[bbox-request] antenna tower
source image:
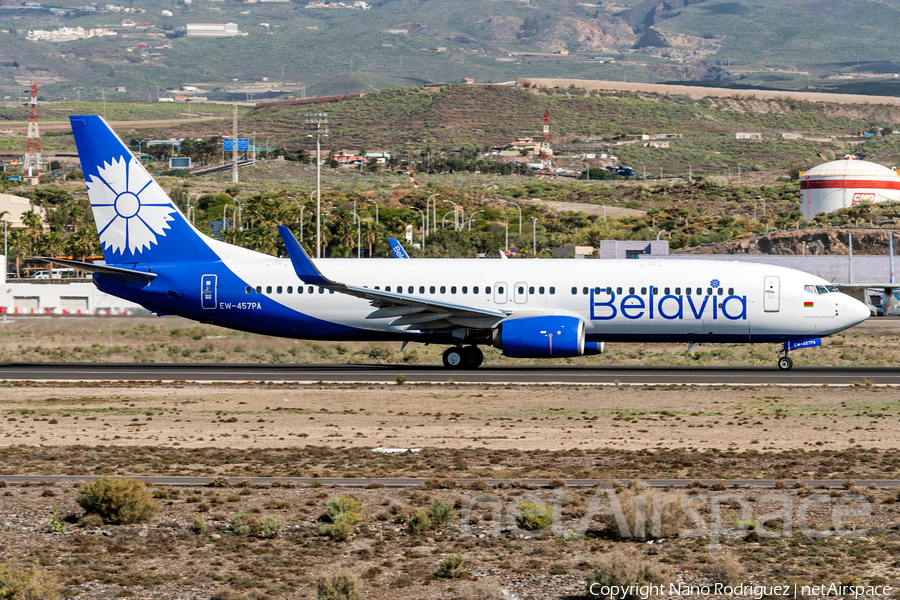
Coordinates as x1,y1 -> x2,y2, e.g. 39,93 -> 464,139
538,109 -> 552,179
407,164 -> 420,188
23,83 -> 42,178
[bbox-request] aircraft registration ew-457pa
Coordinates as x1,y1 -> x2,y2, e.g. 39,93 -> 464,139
43,116 -> 871,370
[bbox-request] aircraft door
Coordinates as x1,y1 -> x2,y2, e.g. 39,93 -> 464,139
514,282 -> 528,304
201,274 -> 217,310
494,282 -> 508,304
763,276 -> 780,312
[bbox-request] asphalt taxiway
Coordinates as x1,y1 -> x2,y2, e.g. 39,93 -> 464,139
0,362 -> 898,385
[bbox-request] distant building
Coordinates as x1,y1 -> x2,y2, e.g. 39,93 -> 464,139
0,193 -> 45,228
735,132 -> 762,140
461,78 -> 474,84
182,22 -> 246,37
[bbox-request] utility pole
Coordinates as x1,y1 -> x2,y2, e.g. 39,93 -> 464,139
23,82 -> 41,178
232,104 -> 239,183
306,112 -> 329,258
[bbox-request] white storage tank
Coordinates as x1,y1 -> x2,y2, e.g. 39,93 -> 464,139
801,158 -> 900,220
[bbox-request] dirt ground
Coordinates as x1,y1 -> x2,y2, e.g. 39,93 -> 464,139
1,383 -> 899,454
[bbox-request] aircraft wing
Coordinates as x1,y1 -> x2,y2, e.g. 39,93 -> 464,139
32,257 -> 157,282
278,226 -> 506,332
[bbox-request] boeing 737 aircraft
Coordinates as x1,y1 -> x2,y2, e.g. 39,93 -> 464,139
44,116 -> 871,370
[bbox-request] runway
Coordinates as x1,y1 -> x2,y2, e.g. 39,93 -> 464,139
0,362 -> 898,384
1,475 -> 898,489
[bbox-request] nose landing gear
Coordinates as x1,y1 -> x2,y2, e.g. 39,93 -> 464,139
777,342 -> 793,370
442,346 -> 484,369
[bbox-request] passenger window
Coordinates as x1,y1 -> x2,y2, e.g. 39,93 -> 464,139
583,287 -> 588,295
440,286 -> 446,294
606,287 -> 612,295
529,286 -> 534,294
539,287 -> 544,294
629,287 -> 635,294
594,287 -> 601,294
408,286 -> 414,294
486,286 -> 491,294
616,287 -> 622,295
664,287 -> 670,295
652,287 -> 658,295
451,286 -> 457,294
572,287 -> 577,295
430,286 -> 436,294
308,286 -> 313,294
641,287 -> 646,295
549,287 -> 555,294
686,288 -> 692,295
276,286 -> 282,294
474,286 -> 479,294
287,286 -> 292,294
385,286 -> 391,292
329,289 -> 334,294
297,286 -> 302,294
374,286 -> 380,290
498,286 -> 504,294
256,286 -> 262,294
707,288 -> 713,295
816,285 -> 828,295
519,286 -> 525,294
728,288 -> 734,295
319,287 -> 324,294
245,286 -> 252,294
419,286 -> 425,294
717,288 -> 723,296
462,286 -> 468,294
675,287 -> 681,295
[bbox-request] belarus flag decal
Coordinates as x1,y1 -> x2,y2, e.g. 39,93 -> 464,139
804,301 -> 814,308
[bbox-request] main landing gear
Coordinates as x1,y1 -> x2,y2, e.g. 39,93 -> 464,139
442,346 -> 484,369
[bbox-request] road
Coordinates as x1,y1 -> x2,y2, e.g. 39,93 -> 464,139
0,475 -> 897,489
0,363 -> 898,385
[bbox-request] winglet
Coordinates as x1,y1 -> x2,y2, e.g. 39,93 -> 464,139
388,238 -> 410,258
278,225 -> 335,287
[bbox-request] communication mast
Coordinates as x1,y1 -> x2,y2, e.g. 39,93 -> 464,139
538,109 -> 553,179
23,83 -> 42,178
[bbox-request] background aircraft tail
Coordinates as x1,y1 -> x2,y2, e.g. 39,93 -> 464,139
388,237 -> 410,258
70,115 -> 210,265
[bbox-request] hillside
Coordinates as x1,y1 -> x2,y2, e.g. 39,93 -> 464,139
2,0 -> 900,100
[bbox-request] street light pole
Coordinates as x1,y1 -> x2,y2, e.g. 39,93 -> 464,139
656,229 -> 666,241
508,201 -> 522,234
364,198 -> 379,224
351,210 -> 361,258
530,217 -> 538,255
306,112 -> 328,258
442,199 -> 459,230
427,193 -> 438,235
407,206 -> 425,252
467,210 -> 484,231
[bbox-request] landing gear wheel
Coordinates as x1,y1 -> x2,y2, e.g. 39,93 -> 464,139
462,346 -> 484,369
777,356 -> 793,371
442,347 -> 464,369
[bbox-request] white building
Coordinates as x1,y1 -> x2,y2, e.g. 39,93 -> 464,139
801,158 -> 900,220
183,23 -> 246,37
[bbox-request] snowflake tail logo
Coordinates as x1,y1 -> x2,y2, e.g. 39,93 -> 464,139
85,156 -> 177,256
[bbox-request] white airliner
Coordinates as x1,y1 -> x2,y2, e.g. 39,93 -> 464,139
43,116 -> 871,370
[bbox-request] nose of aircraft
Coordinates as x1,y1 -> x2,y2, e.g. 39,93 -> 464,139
844,294 -> 871,328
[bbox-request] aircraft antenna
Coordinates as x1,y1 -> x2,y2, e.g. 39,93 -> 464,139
23,82 -> 42,179
538,109 -> 553,179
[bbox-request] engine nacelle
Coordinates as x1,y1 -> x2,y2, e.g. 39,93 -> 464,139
493,315 -> 601,358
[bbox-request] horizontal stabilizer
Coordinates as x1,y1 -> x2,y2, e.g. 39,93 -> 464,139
32,257 -> 157,282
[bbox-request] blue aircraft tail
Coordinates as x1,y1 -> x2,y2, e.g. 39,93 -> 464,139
388,237 -> 410,258
70,115 -> 210,265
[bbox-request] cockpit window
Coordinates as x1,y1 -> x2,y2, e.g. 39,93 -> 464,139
826,285 -> 839,293
804,285 -> 817,294
816,285 -> 829,295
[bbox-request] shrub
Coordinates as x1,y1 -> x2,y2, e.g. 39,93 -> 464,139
78,514 -> 104,529
76,477 -> 158,525
317,571 -> 362,600
189,517 -> 206,534
516,502 -> 553,533
0,561 -> 58,599
429,500 -> 456,526
705,553 -> 745,586
595,489 -> 694,541
436,554 -> 469,579
586,547 -> 672,598
395,374 -> 407,385
259,515 -> 285,538
407,509 -> 432,534
318,495 -> 363,541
